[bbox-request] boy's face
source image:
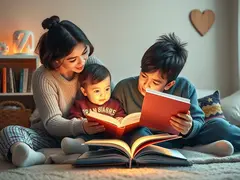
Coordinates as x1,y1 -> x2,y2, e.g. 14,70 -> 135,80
138,71 -> 175,96
81,76 -> 111,105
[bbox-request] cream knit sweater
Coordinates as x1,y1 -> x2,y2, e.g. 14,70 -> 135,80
30,56 -> 102,137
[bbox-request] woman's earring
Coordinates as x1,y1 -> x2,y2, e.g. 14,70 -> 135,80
53,60 -> 61,68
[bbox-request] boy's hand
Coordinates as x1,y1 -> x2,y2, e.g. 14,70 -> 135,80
83,121 -> 105,135
170,111 -> 192,135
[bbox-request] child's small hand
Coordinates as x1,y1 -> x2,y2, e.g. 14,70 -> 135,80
115,117 -> 123,122
170,111 -> 192,135
83,121 -> 105,135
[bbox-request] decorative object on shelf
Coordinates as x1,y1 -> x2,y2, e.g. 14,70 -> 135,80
0,42 -> 9,55
189,9 -> 215,36
12,30 -> 35,54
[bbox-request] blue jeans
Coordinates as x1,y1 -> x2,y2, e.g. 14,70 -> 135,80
123,118 -> 240,152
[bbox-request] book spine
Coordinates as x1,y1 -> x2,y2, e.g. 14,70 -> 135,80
6,68 -> 10,92
12,70 -> 17,92
129,159 -> 132,169
116,128 -> 125,138
27,69 -> 33,93
22,68 -> 29,93
19,69 -> 24,93
2,67 -> 7,93
9,68 -> 14,93
0,68 -> 2,93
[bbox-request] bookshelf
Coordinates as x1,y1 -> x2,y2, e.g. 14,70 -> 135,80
0,55 -> 38,111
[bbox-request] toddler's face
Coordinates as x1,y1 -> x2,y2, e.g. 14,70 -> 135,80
82,76 -> 111,105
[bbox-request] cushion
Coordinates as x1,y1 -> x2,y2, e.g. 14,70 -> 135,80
221,90 -> 240,126
196,89 -> 216,99
198,90 -> 225,121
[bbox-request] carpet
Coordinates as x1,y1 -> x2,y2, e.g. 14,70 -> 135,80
1,149 -> 240,180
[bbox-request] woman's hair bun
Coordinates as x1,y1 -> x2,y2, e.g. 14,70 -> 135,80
42,15 -> 60,30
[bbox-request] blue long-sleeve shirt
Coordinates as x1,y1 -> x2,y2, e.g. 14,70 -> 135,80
112,76 -> 205,139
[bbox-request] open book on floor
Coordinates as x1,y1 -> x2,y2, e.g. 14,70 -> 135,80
72,134 -> 192,168
86,88 -> 190,137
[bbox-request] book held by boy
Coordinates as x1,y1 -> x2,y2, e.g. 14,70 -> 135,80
140,88 -> 191,135
86,88 -> 190,137
72,134 -> 192,168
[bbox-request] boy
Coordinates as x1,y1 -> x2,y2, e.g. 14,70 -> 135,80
61,63 -> 126,154
112,33 -> 238,156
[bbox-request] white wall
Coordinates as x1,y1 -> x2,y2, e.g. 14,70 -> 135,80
0,0 -> 237,97
232,0 -> 239,93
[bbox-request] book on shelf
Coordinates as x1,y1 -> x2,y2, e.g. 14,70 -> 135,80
22,68 -> 29,93
19,69 -> 24,93
0,67 -> 34,93
0,69 -> 2,92
12,70 -> 17,93
72,134 -> 192,168
8,68 -> 14,93
27,70 -> 33,93
2,67 -> 7,93
85,88 -> 190,137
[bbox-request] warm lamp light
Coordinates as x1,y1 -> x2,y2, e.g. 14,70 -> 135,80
12,30 -> 34,55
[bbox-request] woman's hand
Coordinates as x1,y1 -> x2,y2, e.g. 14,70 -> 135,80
83,121 -> 105,135
170,111 -> 192,135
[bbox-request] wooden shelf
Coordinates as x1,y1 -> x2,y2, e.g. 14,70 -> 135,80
0,93 -> 33,96
0,55 -> 38,70
0,54 -> 38,59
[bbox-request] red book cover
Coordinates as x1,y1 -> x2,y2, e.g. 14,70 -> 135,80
140,89 -> 190,135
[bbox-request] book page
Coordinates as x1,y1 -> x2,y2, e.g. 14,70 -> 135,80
146,88 -> 190,104
120,112 -> 141,127
133,136 -> 181,157
130,134 -> 180,157
85,139 -> 131,158
73,148 -> 129,167
86,111 -> 120,127
136,145 -> 187,160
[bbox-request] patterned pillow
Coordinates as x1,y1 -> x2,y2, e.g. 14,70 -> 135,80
198,90 -> 225,121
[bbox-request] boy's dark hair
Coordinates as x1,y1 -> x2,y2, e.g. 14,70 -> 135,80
141,33 -> 188,82
79,64 -> 111,88
35,15 -> 94,70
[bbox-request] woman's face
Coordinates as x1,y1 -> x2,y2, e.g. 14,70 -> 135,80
57,43 -> 90,76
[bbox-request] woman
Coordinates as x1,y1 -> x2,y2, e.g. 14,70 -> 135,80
0,15 -> 105,167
